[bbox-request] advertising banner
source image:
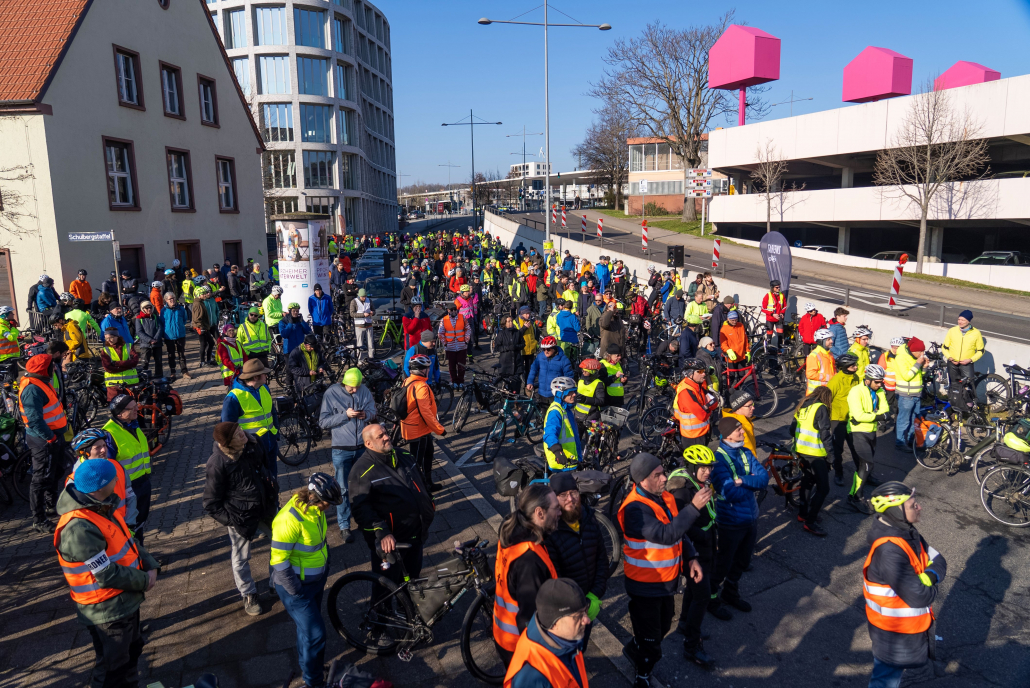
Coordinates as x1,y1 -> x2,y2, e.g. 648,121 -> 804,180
275,217 -> 331,320
759,231 -> 793,293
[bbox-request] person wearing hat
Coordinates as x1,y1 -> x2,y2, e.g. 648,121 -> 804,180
318,366 -> 376,544
192,284 -> 219,366
262,285 -> 285,331
543,473 -> 610,648
722,388 -> 757,454
942,310 -> 984,385
862,482 -> 946,687
662,288 -> 686,330
215,322 -> 246,387
54,456 -> 160,687
134,300 -> 164,379
709,416 -> 768,619
695,336 -> 722,391
350,287 -> 375,360
399,277 -> 419,309
20,353 -> 70,533
665,445 -> 719,668
288,335 -> 325,394
103,394 -> 154,541
403,329 -> 442,385
790,386 -> 834,537
203,421 -> 279,616
455,283 -> 480,350
160,292 -> 191,379
0,306 -> 19,367
555,299 -> 581,361
100,326 -> 140,402
119,269 -> 138,296
101,270 -> 120,296
67,428 -> 136,530
222,359 -> 279,478
618,452 -> 706,686
849,325 -> 874,376
761,280 -> 787,345
503,578 -> 591,687
269,473 -> 343,688
798,303 -> 827,356
893,338 -> 927,451
400,353 -> 447,490
674,358 -> 719,449
600,344 -> 627,408
236,306 -> 272,368
308,284 -> 334,338
402,296 -> 432,350
828,353 -> 861,486
719,310 -> 748,385
100,302 -> 134,345
846,365 -> 889,514
279,302 -> 312,355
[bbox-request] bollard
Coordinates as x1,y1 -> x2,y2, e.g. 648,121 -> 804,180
939,304 -> 945,327
844,287 -> 850,307
720,261 -> 726,278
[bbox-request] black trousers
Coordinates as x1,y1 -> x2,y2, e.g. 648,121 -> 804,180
624,594 -> 675,678
799,456 -> 830,524
164,338 -> 188,375
712,522 -> 758,602
409,434 -> 435,487
131,474 -> 152,540
947,361 -> 976,384
363,532 -> 423,603
312,324 -> 326,338
677,551 -> 714,646
85,608 -> 144,688
849,431 -> 876,495
199,328 -> 216,363
830,420 -> 855,477
138,346 -> 163,379
27,434 -> 61,523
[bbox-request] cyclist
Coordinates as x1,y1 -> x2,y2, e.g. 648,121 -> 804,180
527,337 -> 575,412
402,296 -> 432,350
0,306 -> 20,365
236,306 -> 272,368
103,394 -> 152,541
674,358 -> 718,449
70,268 -> 93,305
879,336 -> 903,413
791,386 -> 833,536
600,344 -> 627,409
760,280 -> 787,346
846,365 -> 889,514
543,377 -> 581,472
805,328 -> 836,394
719,311 -> 748,386
669,445 -> 719,670
942,309 -> 984,384
828,353 -> 861,486
573,358 -> 606,431
261,285 -> 285,331
279,302 -> 311,355
269,473 -> 342,688
721,389 -> 757,455
556,299 -> 581,361
849,326 -> 873,374
893,337 -> 926,451
828,307 -> 850,358
399,353 -> 446,491
798,303 -> 827,356
863,482 -> 946,687
503,578 -> 591,687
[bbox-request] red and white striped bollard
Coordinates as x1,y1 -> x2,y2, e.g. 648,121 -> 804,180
888,254 -> 909,309
712,239 -> 721,268
597,217 -> 603,239
641,219 -> 648,251
561,206 -> 567,230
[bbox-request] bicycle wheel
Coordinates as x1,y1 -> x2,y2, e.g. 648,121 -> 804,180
980,465 -> 1030,527
914,426 -> 952,471
452,390 -> 473,433
460,590 -> 505,685
753,379 -> 780,420
434,383 -> 454,418
595,512 -> 623,577
976,373 -> 1010,414
327,571 -> 416,655
482,419 -> 507,464
639,403 -> 671,444
374,330 -> 395,359
524,406 -> 543,444
12,449 -> 31,501
972,444 -> 999,484
277,413 -> 312,466
607,473 -> 633,523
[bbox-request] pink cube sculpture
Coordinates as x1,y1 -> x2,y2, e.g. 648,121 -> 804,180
842,47 -> 913,103
708,25 -> 781,90
935,61 -> 1000,91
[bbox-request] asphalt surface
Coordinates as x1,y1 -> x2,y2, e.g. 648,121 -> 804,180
506,210 -> 1030,346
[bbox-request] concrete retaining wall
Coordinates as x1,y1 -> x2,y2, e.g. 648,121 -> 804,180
485,211 -> 1030,372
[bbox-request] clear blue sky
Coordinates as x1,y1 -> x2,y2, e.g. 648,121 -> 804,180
381,0 -> 1030,188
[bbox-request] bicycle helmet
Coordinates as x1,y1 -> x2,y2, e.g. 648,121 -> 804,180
814,328 -> 833,343
402,258 -> 409,264
459,284 -> 472,293
647,265 -> 656,272
221,323 -> 236,337
408,354 -> 432,370
853,326 -> 873,339
271,286 -> 284,296
864,364 -> 886,381
869,481 -> 915,514
770,280 -> 781,288
151,281 -> 162,289
410,296 -> 423,306
72,428 -> 109,455
196,286 -> 211,295
889,336 -> 905,347
804,302 -> 816,312
308,472 -> 344,505
683,357 -> 706,372
165,269 -> 176,276
0,306 -> 14,319
540,336 -> 558,349
448,269 -> 455,276
682,444 -> 716,465
835,353 -> 859,369
59,292 -> 74,304
192,276 -> 207,285
287,302 -> 301,310
172,259 -> 181,267
550,376 -> 577,397
38,273 -> 49,283
579,358 -> 602,371
77,269 -> 88,277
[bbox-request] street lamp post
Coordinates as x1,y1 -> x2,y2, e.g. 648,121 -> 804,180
442,110 -> 501,229
438,162 -> 461,213
479,4 -> 610,242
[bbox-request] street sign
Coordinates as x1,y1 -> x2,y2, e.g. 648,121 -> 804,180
113,241 -> 121,260
689,168 -> 713,178
638,179 -> 649,194
688,189 -> 712,197
68,231 -> 113,242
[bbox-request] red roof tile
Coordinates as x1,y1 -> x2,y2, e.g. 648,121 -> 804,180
0,0 -> 89,102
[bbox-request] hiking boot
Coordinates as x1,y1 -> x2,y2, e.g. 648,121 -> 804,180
848,494 -> 872,515
632,676 -> 651,688
31,520 -> 55,534
722,595 -> 752,613
707,600 -> 732,621
834,473 -> 844,487
244,594 -> 262,616
865,475 -> 883,488
683,640 -> 716,670
342,530 -> 356,544
803,521 -> 828,537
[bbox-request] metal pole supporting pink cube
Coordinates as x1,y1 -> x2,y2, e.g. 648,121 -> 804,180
708,25 -> 781,126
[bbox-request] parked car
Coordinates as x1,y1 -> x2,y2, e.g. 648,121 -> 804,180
801,245 -> 838,253
969,251 -> 1028,266
871,251 -> 908,262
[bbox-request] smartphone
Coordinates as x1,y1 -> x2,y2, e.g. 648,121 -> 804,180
704,480 -> 712,487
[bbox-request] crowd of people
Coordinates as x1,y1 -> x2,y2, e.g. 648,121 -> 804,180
24,226 -> 1023,688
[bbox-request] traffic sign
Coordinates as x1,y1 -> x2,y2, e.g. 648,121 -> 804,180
689,168 -> 713,178
639,179 -> 649,193
68,231 -> 113,242
688,189 -> 712,197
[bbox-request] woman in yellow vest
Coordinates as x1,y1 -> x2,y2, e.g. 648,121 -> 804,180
790,386 -> 833,537
573,359 -> 606,430
103,394 -> 153,542
846,365 -> 889,514
0,307 -> 20,363
600,345 -> 627,408
270,473 -> 342,688
216,323 -> 246,386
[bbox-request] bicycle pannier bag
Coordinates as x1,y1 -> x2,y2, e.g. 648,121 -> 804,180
493,456 -> 525,497
574,469 -> 612,496
947,382 -> 976,413
993,444 -> 1029,466
915,418 -> 942,449
411,555 -> 466,623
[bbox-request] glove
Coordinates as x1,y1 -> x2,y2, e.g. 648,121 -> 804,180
586,592 -> 601,620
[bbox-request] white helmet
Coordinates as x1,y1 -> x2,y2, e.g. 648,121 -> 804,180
0,306 -> 14,317
814,328 -> 833,342
804,302 -> 817,312
59,292 -> 74,303
864,364 -> 885,381
853,326 -> 873,339
410,296 -> 423,305
550,376 -> 577,397
38,273 -> 50,283
271,286 -> 284,296
151,281 -> 162,289
890,336 -> 905,347
647,265 -> 656,272
172,259 -> 181,267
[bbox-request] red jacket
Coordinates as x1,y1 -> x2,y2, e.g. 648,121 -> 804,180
526,274 -> 538,293
761,291 -> 787,322
798,312 -> 827,344
630,295 -> 648,316
402,312 -> 432,349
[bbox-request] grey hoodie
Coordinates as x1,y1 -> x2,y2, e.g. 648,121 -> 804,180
319,382 -> 377,448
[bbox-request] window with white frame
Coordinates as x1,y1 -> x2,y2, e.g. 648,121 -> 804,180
160,64 -> 182,116
105,139 -> 137,207
294,8 -> 326,48
225,9 -> 247,48
262,103 -> 293,141
217,158 -> 237,210
255,6 -> 287,45
114,48 -> 142,107
167,150 -> 193,209
259,56 -> 291,94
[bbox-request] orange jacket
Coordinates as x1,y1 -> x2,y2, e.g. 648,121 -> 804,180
719,322 -> 748,363
149,288 -> 163,313
69,278 -> 93,304
400,375 -> 445,440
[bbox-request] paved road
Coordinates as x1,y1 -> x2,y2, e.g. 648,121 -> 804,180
508,210 -> 1030,346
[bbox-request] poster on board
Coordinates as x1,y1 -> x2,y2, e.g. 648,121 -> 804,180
275,216 -> 331,319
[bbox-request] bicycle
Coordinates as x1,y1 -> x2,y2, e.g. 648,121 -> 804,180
969,419 -> 1020,484
606,433 -> 684,523
327,538 -> 507,684
758,440 -> 804,508
579,407 -> 629,475
913,409 -> 999,476
979,457 -> 1030,527
981,362 -> 1030,416
274,378 -> 330,466
722,363 -> 780,419
373,310 -> 404,358
481,390 -> 544,463
451,366 -> 518,434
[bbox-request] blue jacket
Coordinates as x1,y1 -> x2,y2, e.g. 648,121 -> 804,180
509,614 -> 588,688
562,257 -> 575,272
221,380 -> 279,455
403,344 -> 440,385
542,397 -> 582,463
678,326 -> 699,363
711,441 -> 768,527
595,263 -> 610,292
308,293 -> 334,326
36,286 -> 59,311
660,280 -> 674,303
828,322 -> 849,358
100,314 -> 134,344
279,315 -> 311,354
161,304 -> 187,340
527,349 -> 575,399
555,310 -> 580,344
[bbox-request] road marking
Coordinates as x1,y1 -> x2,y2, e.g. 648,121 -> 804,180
455,438 -> 486,467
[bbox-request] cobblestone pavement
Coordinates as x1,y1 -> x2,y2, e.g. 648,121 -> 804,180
2,339 -> 1028,688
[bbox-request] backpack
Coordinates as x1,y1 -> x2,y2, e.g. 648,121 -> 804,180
389,380 -> 411,421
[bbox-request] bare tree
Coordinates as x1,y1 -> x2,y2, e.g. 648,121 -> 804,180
571,101 -> 635,210
0,163 -> 36,237
748,141 -> 805,233
873,79 -> 990,273
591,14 -> 768,221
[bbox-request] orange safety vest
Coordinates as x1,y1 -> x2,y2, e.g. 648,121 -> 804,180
673,377 -> 709,438
878,351 -> 896,391
441,314 -> 466,346
805,347 -> 836,394
503,628 -> 589,688
19,376 -> 68,431
493,541 -> 557,652
53,506 -> 141,605
862,536 -> 935,634
66,458 -> 128,522
617,488 -> 682,584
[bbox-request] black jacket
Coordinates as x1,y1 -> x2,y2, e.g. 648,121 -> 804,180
493,326 -> 522,377
544,504 -> 610,598
620,486 -> 699,597
287,345 -> 325,383
349,447 -> 435,543
506,532 -> 555,634
670,476 -> 716,561
202,439 -> 279,540
678,326 -> 699,362
865,517 -> 946,667
135,313 -> 162,349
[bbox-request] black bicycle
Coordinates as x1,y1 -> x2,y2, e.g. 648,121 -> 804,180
274,379 -> 329,466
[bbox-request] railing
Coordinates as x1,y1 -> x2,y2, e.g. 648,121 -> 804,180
505,211 -> 678,262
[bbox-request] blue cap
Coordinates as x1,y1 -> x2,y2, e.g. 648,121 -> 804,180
75,458 -> 116,494
959,310 -> 973,321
